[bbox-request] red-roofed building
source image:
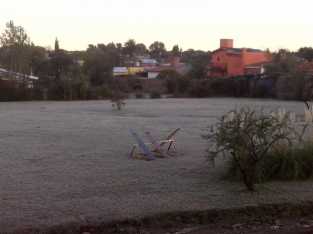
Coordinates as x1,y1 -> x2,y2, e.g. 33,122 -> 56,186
209,39 -> 272,78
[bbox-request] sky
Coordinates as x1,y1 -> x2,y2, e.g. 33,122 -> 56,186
0,0 -> 312,52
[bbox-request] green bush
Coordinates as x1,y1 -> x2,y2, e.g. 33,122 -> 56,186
204,107 -> 307,191
263,143 -> 313,181
188,80 -> 212,97
135,93 -> 144,99
150,91 -> 161,99
226,142 -> 313,182
87,86 -> 112,99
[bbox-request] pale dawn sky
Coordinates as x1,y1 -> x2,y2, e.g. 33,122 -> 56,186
0,0 -> 312,51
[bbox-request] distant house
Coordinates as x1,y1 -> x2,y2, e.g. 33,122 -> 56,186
113,67 -> 129,77
113,67 -> 146,77
144,57 -> 191,79
139,58 -> 158,67
113,56 -> 190,79
209,39 -> 272,78
0,68 -> 39,88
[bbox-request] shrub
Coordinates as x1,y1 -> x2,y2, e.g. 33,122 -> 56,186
263,142 -> 313,181
110,89 -> 126,110
88,86 -> 112,100
203,107 -> 306,191
135,93 -> 144,99
188,80 -> 212,97
226,142 -> 313,182
150,91 -> 161,99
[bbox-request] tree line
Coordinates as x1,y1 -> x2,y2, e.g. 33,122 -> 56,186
0,21 -> 313,101
0,21 -> 211,101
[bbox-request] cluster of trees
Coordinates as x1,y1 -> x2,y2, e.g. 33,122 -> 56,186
159,48 -> 313,99
265,49 -> 313,100
0,21 -> 213,101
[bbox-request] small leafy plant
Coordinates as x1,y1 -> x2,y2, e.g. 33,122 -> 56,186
111,90 -> 126,111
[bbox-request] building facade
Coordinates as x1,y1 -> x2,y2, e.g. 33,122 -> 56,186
209,39 -> 271,78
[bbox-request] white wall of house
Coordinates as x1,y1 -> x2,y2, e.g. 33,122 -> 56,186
148,72 -> 159,79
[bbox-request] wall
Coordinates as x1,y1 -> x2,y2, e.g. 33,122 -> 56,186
242,50 -> 270,67
226,53 -> 244,76
148,72 -> 160,79
211,49 -> 271,77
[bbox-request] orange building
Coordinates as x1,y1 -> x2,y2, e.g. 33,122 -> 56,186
209,39 -> 271,77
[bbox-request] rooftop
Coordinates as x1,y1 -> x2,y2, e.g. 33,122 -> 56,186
0,68 -> 39,80
213,47 -> 263,54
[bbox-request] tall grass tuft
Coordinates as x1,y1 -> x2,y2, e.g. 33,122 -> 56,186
226,142 -> 313,182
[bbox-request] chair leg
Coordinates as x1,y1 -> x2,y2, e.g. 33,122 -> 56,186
130,146 -> 136,158
172,142 -> 177,151
167,141 -> 173,152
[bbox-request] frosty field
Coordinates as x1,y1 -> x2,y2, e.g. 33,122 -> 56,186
0,98 -> 312,232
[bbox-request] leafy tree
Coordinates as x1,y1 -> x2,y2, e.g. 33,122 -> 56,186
204,107 -> 304,191
29,46 -> 47,75
123,39 -> 137,58
297,47 -> 313,62
157,70 -> 188,94
265,49 -> 299,77
171,45 -> 182,56
84,44 -> 118,86
54,38 -> 60,52
182,49 -> 211,79
0,20 -> 32,74
149,41 -> 167,61
0,21 -> 30,47
135,43 -> 148,56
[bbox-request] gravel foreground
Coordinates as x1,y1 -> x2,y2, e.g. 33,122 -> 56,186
0,98 -> 313,233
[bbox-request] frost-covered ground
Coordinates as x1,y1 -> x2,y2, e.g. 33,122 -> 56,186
0,98 -> 312,232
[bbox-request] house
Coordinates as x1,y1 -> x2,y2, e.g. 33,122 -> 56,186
113,67 -> 146,77
113,56 -> 190,79
139,58 -> 158,67
144,56 -> 191,79
0,68 -> 39,88
209,39 -> 271,77
113,67 -> 129,77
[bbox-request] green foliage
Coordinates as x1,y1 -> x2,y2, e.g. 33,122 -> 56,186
157,70 -> 190,94
123,39 -> 137,58
171,45 -> 182,57
54,38 -> 60,52
263,142 -> 313,180
204,107 -> 305,191
182,49 -> 211,79
135,92 -> 144,99
265,49 -> 299,77
0,21 -> 30,47
86,85 -> 112,100
298,47 -> 313,62
227,142 -> 313,182
150,91 -> 161,99
188,80 -> 212,97
83,44 -> 118,86
264,49 -> 309,100
149,41 -> 167,62
135,43 -> 148,56
0,21 -> 32,74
